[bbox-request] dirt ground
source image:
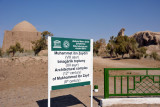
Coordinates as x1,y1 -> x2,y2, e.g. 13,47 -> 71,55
0,56 -> 160,107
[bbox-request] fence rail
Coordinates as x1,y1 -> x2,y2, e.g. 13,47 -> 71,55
104,68 -> 160,99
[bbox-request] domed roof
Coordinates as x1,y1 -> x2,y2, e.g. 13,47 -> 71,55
12,21 -> 37,32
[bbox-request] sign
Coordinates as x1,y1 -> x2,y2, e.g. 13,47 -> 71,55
48,37 -> 93,107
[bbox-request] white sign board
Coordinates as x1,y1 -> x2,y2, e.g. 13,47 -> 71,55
48,37 -> 93,107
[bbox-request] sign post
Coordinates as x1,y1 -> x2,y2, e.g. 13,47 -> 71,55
48,37 -> 93,107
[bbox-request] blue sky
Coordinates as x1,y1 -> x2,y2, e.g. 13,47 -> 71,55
0,0 -> 160,47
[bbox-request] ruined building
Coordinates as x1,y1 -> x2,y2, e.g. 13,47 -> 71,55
2,21 -> 41,51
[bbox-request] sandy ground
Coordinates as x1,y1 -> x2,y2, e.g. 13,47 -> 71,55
0,56 -> 160,107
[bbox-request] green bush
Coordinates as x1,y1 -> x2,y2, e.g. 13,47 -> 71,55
94,85 -> 98,89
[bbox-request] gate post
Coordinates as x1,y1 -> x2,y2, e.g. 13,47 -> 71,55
104,68 -> 109,99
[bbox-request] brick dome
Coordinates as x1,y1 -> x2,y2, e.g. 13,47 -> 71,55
12,21 -> 37,32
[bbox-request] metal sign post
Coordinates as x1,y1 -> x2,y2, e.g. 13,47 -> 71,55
48,37 -> 93,107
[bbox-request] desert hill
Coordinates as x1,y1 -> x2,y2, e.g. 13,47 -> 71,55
131,31 -> 160,47
130,31 -> 160,55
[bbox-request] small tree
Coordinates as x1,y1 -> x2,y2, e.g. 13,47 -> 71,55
127,37 -> 138,55
15,42 -> 21,50
107,35 -> 139,59
114,35 -> 129,58
32,31 -> 53,56
93,38 -> 106,56
6,42 -> 24,57
15,42 -> 24,53
32,37 -> 47,56
19,48 -> 24,53
41,31 -> 53,39
7,45 -> 17,57
106,36 -> 116,57
0,48 -> 3,57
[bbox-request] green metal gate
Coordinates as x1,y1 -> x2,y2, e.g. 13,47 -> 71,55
104,68 -> 160,99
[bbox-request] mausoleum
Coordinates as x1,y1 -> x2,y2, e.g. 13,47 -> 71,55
2,21 -> 41,51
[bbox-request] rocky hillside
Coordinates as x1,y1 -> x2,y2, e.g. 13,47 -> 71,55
131,31 -> 160,47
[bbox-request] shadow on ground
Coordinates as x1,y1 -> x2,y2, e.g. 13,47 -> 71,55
93,95 -> 103,106
36,94 -> 87,107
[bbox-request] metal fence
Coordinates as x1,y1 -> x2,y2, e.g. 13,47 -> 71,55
104,68 -> 160,99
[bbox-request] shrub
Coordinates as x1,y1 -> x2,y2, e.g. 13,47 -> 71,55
0,48 -> 3,57
106,36 -> 116,58
150,52 -> 159,60
144,54 -> 149,58
6,42 -> 24,57
41,31 -> 53,39
15,42 -> 21,50
32,31 -> 53,56
7,45 -> 17,57
19,48 -> 24,53
94,85 -> 98,89
94,39 -> 106,56
15,42 -> 24,53
130,53 -> 143,59
32,37 -> 47,56
137,47 -> 147,56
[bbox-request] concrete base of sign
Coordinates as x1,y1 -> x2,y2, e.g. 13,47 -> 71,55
100,98 -> 160,107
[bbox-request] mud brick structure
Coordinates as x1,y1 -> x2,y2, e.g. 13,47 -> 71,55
2,21 -> 41,51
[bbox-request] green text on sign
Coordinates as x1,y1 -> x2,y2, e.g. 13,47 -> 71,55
51,37 -> 90,51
